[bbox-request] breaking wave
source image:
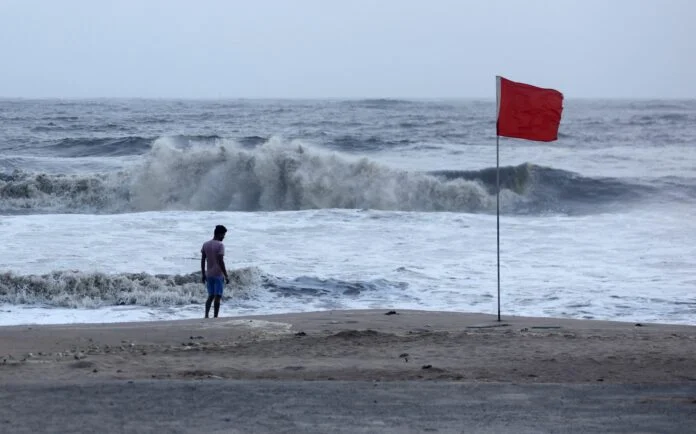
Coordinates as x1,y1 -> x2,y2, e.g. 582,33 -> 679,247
0,268 -> 263,308
0,138 -> 494,213
0,269 -> 404,308
1,138 -> 684,215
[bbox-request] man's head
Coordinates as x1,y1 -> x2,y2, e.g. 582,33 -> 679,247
213,225 -> 227,240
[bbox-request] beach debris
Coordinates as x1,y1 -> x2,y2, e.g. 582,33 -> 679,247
422,364 -> 432,370
385,310 -> 398,315
190,335 -> 205,340
70,360 -> 94,369
635,323 -> 643,327
466,323 -> 509,329
399,353 -> 409,363
294,331 -> 307,337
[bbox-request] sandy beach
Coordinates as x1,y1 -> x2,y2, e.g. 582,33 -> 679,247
2,309 -> 695,384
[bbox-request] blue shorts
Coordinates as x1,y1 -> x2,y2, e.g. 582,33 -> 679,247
206,276 -> 225,296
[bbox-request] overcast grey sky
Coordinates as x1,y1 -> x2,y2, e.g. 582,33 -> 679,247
0,0 -> 693,99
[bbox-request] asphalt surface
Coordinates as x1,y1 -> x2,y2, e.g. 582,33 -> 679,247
1,381 -> 695,433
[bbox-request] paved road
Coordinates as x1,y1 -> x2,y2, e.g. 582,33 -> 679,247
1,381 -> 695,433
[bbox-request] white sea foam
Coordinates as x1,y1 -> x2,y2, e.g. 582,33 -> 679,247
0,207 -> 694,325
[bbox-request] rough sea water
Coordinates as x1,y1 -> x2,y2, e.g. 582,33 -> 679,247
1,98 -> 694,325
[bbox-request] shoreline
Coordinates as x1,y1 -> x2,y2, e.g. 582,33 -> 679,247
3,305 -> 693,328
2,309 -> 695,385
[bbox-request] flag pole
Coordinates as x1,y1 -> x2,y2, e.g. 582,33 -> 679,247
496,134 -> 501,322
495,76 -> 501,322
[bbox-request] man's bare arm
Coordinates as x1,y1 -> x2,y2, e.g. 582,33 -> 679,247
201,252 -> 207,283
217,254 -> 229,284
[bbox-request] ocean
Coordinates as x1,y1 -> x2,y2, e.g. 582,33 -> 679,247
1,98 -> 694,326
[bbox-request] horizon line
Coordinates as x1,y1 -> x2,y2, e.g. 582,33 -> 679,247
1,95 -> 694,101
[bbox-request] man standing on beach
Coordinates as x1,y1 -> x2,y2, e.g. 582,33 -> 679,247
201,225 -> 230,318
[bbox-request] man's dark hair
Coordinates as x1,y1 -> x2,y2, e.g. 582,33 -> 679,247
214,225 -> 227,236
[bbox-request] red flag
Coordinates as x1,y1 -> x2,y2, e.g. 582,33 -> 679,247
496,76 -> 563,142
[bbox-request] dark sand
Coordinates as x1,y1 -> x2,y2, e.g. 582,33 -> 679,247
1,309 -> 695,384
2,310 -> 696,433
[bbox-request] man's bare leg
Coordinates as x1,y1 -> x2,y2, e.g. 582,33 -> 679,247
205,295 -> 214,318
213,295 -> 222,318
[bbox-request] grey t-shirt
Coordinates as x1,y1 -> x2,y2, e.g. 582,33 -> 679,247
201,239 -> 225,277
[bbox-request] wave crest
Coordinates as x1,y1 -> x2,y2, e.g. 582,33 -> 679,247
0,268 -> 263,308
129,138 -> 494,212
2,137 -> 668,215
1,138 -> 497,213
